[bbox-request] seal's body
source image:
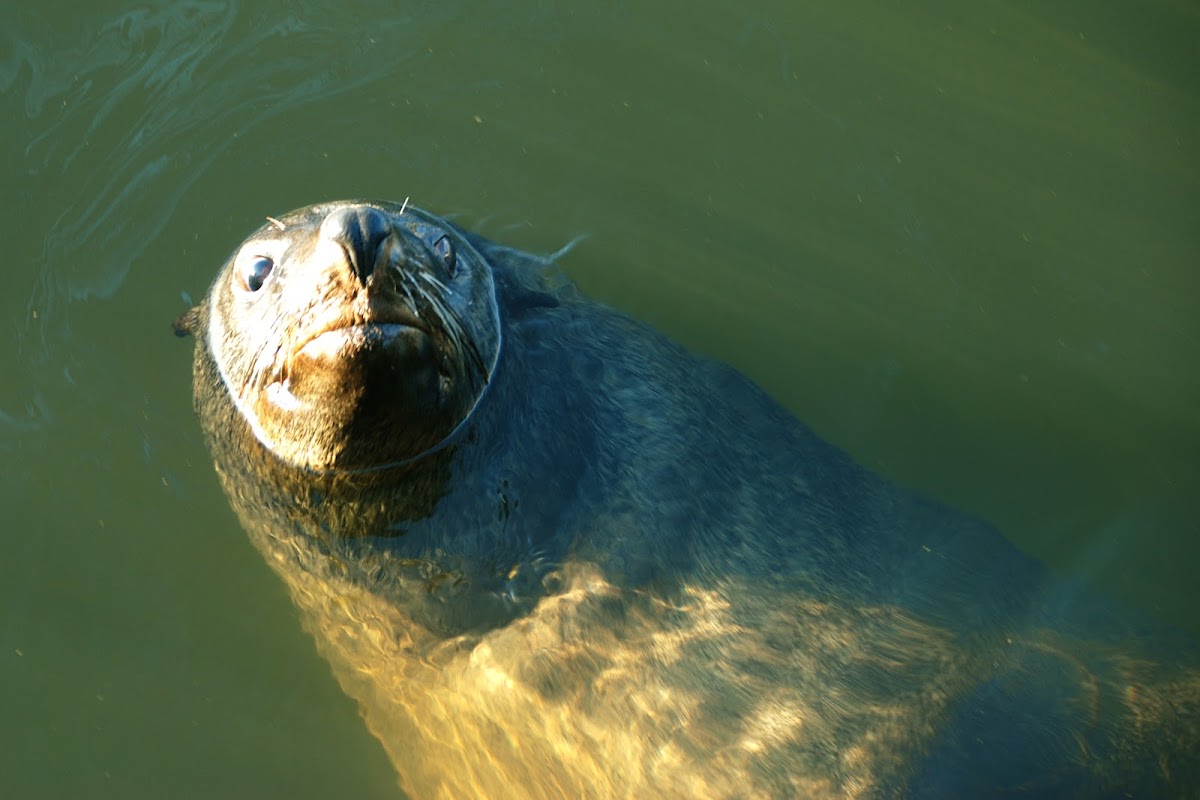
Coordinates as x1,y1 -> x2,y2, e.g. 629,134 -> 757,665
177,201 -> 1198,798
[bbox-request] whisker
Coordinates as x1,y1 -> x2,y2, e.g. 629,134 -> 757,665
417,271 -> 452,295
431,294 -> 488,382
411,283 -> 452,337
412,283 -> 483,380
397,274 -> 420,317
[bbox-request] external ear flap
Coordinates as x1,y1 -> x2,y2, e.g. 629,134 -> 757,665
454,226 -> 569,318
173,305 -> 202,338
497,275 -> 560,319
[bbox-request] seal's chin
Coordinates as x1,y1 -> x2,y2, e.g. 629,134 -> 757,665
268,322 -> 437,412
251,321 -> 458,471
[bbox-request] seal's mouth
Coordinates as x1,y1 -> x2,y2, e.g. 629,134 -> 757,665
292,305 -> 428,361
298,321 -> 418,360
262,300 -> 439,417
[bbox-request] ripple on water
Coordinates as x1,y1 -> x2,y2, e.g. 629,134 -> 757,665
2,0 -> 467,432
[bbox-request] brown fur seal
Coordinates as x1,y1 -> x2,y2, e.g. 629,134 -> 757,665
176,200 -> 1199,798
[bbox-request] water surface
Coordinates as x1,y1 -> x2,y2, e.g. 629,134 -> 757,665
2,1 -> 1196,796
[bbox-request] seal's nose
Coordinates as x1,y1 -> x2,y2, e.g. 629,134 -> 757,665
319,205 -> 392,285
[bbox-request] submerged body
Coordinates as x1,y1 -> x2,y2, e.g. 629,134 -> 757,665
177,201 -> 1199,798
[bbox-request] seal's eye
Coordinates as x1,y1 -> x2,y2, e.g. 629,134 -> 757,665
237,256 -> 275,293
433,235 -> 456,276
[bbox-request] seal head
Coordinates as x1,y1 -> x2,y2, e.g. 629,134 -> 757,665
181,201 -> 500,472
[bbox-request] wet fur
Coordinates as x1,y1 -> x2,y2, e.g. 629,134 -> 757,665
181,205 -> 1200,798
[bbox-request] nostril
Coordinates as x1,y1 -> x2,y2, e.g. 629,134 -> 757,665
319,205 -> 392,285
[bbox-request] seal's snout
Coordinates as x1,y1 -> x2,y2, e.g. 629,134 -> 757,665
320,205 -> 393,286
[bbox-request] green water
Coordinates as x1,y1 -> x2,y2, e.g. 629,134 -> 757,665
2,1 -> 1196,796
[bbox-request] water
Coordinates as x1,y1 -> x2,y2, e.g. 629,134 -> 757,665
2,1 -> 1196,796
